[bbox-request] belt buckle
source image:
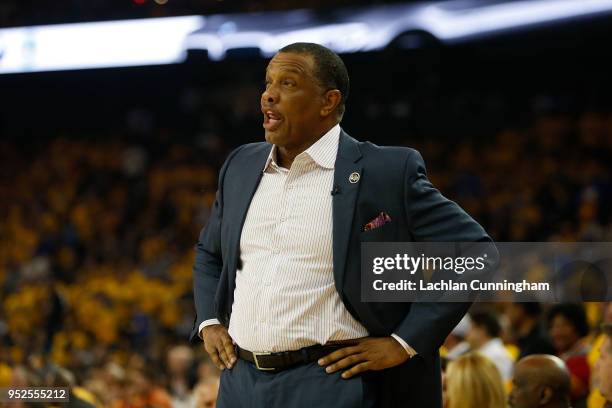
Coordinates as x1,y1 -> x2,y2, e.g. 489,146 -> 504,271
253,352 -> 275,371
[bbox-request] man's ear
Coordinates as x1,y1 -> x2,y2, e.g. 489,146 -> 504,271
321,89 -> 341,118
539,386 -> 553,405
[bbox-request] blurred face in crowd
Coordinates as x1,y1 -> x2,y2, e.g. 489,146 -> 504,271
466,324 -> 488,349
549,315 -> 580,353
508,355 -> 570,408
603,302 -> 612,324
506,303 -> 526,329
195,381 -> 219,408
167,345 -> 193,376
261,52 -> 340,161
596,337 -> 612,401
509,362 -> 547,408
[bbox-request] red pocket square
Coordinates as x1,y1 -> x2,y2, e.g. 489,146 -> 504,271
364,212 -> 392,232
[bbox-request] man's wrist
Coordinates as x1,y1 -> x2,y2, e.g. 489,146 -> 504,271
391,333 -> 418,358
199,318 -> 221,339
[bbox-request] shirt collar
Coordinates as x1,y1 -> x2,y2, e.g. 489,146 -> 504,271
263,124 -> 341,172
481,338 -> 503,351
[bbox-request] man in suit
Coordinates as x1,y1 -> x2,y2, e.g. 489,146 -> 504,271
191,42 -> 496,407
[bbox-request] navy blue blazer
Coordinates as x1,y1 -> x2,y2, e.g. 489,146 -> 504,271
191,130 -> 495,407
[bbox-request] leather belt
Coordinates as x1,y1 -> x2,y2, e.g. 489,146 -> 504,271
237,344 -> 345,372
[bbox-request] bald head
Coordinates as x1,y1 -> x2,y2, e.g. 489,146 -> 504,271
519,355 -> 570,387
508,355 -> 570,408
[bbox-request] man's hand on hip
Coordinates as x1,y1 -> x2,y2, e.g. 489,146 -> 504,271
202,324 -> 237,370
318,336 -> 410,379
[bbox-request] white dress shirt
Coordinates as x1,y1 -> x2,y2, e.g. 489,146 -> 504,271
478,338 -> 515,380
200,124 -> 413,355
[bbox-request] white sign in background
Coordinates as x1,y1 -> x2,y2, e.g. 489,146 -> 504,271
2,0 -> 612,74
0,16 -> 204,74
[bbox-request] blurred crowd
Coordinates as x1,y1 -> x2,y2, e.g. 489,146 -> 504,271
412,111 -> 612,242
1,105 -> 611,406
0,138 -> 221,407
442,302 -> 612,408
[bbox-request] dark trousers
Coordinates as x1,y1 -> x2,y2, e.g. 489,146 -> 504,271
217,358 -> 379,408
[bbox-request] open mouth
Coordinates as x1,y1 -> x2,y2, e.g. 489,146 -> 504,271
263,110 -> 283,131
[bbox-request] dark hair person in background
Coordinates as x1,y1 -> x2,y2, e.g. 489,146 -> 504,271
466,312 -> 514,380
506,302 -> 556,359
191,42 -> 496,407
508,354 -> 571,408
548,303 -> 591,406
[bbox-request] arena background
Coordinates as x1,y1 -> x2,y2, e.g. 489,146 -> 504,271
1,0 -> 612,407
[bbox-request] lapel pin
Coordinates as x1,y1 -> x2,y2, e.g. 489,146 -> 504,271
349,172 -> 360,184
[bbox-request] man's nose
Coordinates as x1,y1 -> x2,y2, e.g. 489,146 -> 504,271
262,87 -> 278,104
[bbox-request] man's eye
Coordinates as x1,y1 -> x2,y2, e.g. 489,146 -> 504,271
282,80 -> 295,87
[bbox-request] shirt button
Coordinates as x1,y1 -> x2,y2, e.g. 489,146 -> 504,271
273,248 -> 280,254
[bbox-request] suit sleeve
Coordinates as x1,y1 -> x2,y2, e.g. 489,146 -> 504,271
190,146 -> 243,343
393,149 -> 498,357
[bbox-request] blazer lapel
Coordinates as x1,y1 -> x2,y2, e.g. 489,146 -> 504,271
227,144 -> 272,286
332,131 -> 363,297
